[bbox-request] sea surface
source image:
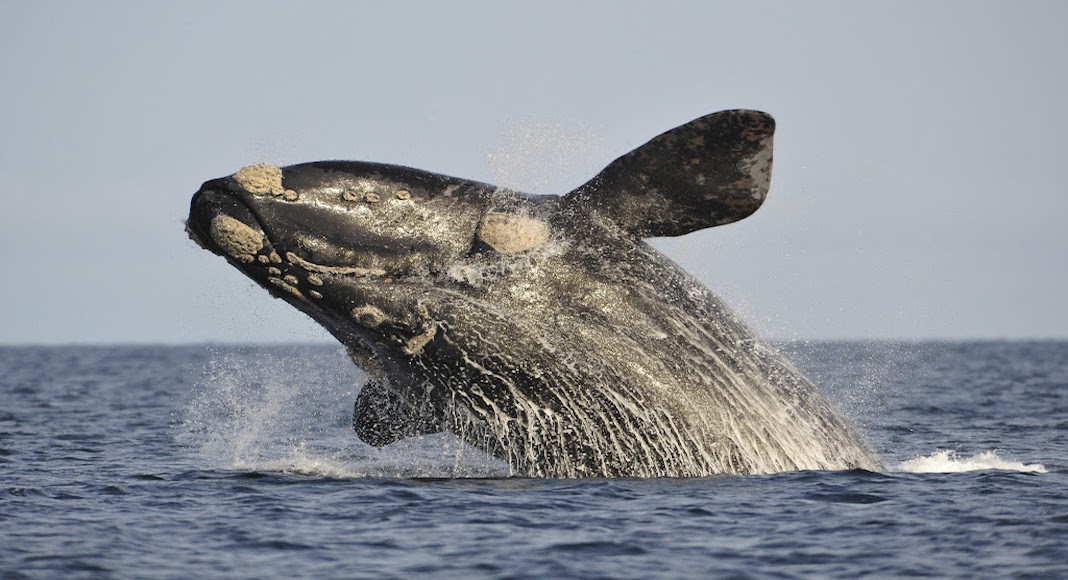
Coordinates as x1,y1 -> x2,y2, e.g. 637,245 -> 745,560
2,341 -> 1065,578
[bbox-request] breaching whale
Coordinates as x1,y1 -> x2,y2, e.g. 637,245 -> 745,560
187,110 -> 882,477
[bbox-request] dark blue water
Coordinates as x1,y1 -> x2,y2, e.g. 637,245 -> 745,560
2,342 -> 1066,578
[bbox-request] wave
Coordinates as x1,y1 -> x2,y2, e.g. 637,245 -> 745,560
894,450 -> 1047,474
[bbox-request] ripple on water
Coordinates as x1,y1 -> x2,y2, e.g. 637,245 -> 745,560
544,540 -> 648,556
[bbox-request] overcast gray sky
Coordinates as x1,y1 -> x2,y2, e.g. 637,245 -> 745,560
2,1 -> 1065,343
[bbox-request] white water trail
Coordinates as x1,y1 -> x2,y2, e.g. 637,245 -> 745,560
894,450 -> 1047,474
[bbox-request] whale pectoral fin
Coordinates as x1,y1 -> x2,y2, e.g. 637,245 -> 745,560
564,109 -> 775,238
352,380 -> 443,447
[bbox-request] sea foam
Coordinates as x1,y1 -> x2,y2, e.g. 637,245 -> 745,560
895,450 -> 1047,473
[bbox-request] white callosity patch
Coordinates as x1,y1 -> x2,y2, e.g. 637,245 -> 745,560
287,252 -> 386,278
267,276 -> 305,300
404,324 -> 437,356
403,304 -> 438,356
232,164 -> 284,195
232,164 -> 298,200
477,212 -> 550,254
351,305 -> 389,327
209,215 -> 264,263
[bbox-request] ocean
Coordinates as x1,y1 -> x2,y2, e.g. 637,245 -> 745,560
2,341 -> 1065,578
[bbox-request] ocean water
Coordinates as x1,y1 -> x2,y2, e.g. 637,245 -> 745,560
1,341 -> 1065,578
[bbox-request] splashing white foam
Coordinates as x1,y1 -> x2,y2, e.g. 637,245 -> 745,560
230,446 -> 364,478
178,347 -> 508,478
894,450 -> 1047,474
226,436 -> 510,479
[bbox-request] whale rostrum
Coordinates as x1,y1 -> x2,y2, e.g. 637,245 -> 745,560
187,110 -> 882,477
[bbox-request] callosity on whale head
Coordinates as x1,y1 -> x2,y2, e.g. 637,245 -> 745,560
187,110 -> 883,477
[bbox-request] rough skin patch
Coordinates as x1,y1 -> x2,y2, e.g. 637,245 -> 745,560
233,164 -> 284,196
209,215 -> 263,262
351,305 -> 388,327
267,276 -> 304,300
287,252 -> 386,277
404,324 -> 437,356
478,212 -> 550,254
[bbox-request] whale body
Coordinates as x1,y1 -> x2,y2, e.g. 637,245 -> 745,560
187,110 -> 882,477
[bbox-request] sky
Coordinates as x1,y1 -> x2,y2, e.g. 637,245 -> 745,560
1,1 -> 1066,343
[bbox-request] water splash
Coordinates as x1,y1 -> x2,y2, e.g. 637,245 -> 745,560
246,130 -> 305,167
486,117 -> 609,195
177,346 -> 507,478
895,450 -> 1047,473
177,347 -> 342,468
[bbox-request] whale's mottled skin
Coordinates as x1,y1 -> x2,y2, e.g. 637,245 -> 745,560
187,110 -> 882,477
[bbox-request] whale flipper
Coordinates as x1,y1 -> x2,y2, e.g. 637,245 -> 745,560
352,381 -> 443,447
564,109 -> 774,238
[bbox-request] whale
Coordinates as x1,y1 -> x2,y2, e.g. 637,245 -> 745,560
186,110 -> 882,477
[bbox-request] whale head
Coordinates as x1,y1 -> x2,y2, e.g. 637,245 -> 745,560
188,161 -> 491,273
187,161 -> 513,348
